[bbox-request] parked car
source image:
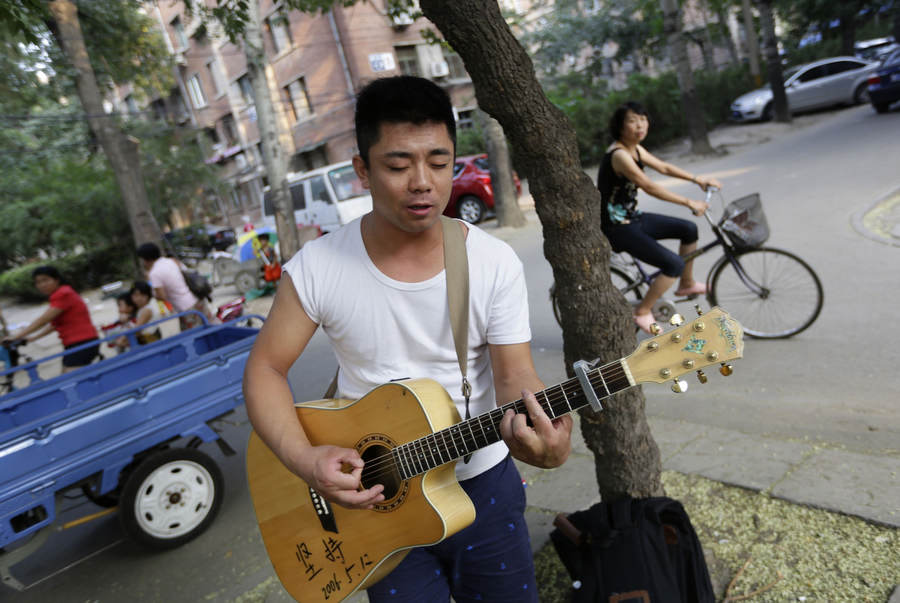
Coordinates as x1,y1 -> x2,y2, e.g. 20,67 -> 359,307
206,225 -> 236,251
443,154 -> 522,224
855,36 -> 898,62
261,160 -> 372,233
729,56 -> 877,122
867,48 -> 900,113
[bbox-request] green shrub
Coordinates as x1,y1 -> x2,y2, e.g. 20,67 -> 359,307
456,124 -> 486,156
546,63 -> 755,167
0,245 -> 136,302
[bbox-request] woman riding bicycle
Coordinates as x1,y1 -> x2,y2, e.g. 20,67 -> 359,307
598,101 -> 722,333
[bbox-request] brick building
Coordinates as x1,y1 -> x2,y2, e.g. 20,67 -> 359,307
131,1 -> 476,227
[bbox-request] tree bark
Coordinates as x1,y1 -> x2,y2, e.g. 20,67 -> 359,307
740,0 -> 762,86
420,0 -> 663,501
46,0 -> 163,248
245,0 -> 299,260
660,0 -> 714,155
478,111 -> 525,229
715,6 -> 741,66
757,0 -> 790,123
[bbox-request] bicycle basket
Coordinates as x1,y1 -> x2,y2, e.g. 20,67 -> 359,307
718,193 -> 769,249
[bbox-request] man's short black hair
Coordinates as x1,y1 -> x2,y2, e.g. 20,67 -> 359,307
257,233 -> 270,242
609,101 -> 649,141
354,76 -> 456,166
136,242 -> 162,261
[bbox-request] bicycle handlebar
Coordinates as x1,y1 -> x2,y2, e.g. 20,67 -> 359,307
702,186 -> 719,228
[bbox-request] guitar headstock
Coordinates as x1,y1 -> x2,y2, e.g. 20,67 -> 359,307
625,307 -> 743,392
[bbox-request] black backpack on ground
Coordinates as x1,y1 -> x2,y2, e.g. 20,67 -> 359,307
550,496 -> 715,603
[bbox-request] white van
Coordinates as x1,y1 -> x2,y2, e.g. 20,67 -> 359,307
262,160 -> 372,233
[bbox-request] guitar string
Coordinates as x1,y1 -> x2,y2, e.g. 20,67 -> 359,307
359,364 -> 631,481
358,362 -> 631,481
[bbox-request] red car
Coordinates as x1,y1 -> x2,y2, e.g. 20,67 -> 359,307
443,154 -> 522,224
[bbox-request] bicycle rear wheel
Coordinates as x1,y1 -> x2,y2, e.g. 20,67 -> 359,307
709,247 -> 823,338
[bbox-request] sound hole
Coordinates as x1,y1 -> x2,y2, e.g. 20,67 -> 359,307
360,444 -> 403,499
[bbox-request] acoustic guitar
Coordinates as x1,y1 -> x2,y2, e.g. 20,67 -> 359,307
247,308 -> 743,602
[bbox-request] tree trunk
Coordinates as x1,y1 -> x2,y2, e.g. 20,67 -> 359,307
244,0 -> 299,260
757,0 -> 790,123
661,0 -> 714,155
699,3 -> 718,71
478,111 -> 526,229
46,0 -> 163,248
420,0 -> 663,501
716,6 -> 741,66
740,0 -> 762,86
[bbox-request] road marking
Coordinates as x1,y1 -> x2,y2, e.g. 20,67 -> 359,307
852,189 -> 900,247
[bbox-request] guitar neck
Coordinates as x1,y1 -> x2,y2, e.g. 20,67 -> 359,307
392,359 -> 632,479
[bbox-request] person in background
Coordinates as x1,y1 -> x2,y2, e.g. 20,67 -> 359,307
129,280 -> 170,344
597,101 -> 722,333
256,233 -> 276,265
105,292 -> 138,354
135,242 -> 209,330
3,266 -> 100,372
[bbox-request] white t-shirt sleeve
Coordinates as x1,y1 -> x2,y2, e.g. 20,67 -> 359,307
484,242 -> 531,346
283,243 -> 322,325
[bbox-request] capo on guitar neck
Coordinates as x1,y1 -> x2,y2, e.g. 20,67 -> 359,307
573,359 -> 603,412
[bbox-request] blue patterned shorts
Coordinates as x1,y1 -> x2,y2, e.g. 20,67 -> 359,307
366,455 -> 537,603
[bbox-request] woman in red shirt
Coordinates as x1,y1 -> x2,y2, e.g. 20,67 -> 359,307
4,266 -> 100,372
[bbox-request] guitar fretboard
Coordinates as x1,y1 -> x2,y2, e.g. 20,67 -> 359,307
390,360 -> 631,480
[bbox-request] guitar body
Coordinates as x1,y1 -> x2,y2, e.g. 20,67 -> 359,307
247,379 -> 476,602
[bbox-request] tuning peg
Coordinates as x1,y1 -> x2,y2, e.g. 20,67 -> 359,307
669,313 -> 685,326
671,379 -> 689,393
719,363 -> 733,376
694,304 -> 704,316
696,370 -> 708,384
649,322 -> 662,335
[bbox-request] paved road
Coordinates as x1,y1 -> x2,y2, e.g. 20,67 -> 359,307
4,103 -> 898,601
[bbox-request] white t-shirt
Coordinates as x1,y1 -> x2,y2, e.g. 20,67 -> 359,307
139,299 -> 170,336
148,257 -> 197,312
284,218 -> 532,481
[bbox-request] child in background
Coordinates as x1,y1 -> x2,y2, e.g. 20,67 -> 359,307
105,293 -> 138,354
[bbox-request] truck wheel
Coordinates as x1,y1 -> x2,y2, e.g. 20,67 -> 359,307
234,269 -> 259,295
119,448 -> 223,550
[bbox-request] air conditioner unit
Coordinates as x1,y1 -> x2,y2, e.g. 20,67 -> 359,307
391,12 -> 415,27
430,61 -> 450,78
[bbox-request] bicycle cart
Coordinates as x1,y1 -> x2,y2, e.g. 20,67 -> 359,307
0,312 -> 262,590
553,189 -> 823,339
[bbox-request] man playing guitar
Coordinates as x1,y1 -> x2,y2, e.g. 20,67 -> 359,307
243,75 -> 572,602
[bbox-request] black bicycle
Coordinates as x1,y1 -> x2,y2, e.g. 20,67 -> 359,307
552,188 -> 824,339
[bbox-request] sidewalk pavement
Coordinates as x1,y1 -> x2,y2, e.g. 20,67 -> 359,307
518,412 -> 900,560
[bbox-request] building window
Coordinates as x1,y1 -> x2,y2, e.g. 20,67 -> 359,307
456,109 -> 475,130
442,48 -> 467,80
290,146 -> 328,173
186,74 -> 207,108
395,46 -> 421,77
233,74 -> 254,106
171,16 -> 188,50
222,114 -> 238,146
206,60 -> 225,96
284,77 -> 313,123
266,10 -> 292,54
123,94 -> 138,114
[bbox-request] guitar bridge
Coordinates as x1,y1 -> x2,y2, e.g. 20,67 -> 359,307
308,487 -> 338,534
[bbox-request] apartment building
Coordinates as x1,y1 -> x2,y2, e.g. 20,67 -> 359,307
133,1 -> 476,227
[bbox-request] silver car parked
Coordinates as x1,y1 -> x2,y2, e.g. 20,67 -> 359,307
730,56 -> 878,122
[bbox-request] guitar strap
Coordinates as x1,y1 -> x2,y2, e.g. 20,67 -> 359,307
323,217 -> 471,432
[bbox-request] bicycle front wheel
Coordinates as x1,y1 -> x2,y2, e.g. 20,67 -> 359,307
709,247 -> 823,338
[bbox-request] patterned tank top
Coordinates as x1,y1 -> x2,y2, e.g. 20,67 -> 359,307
597,147 -> 643,229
